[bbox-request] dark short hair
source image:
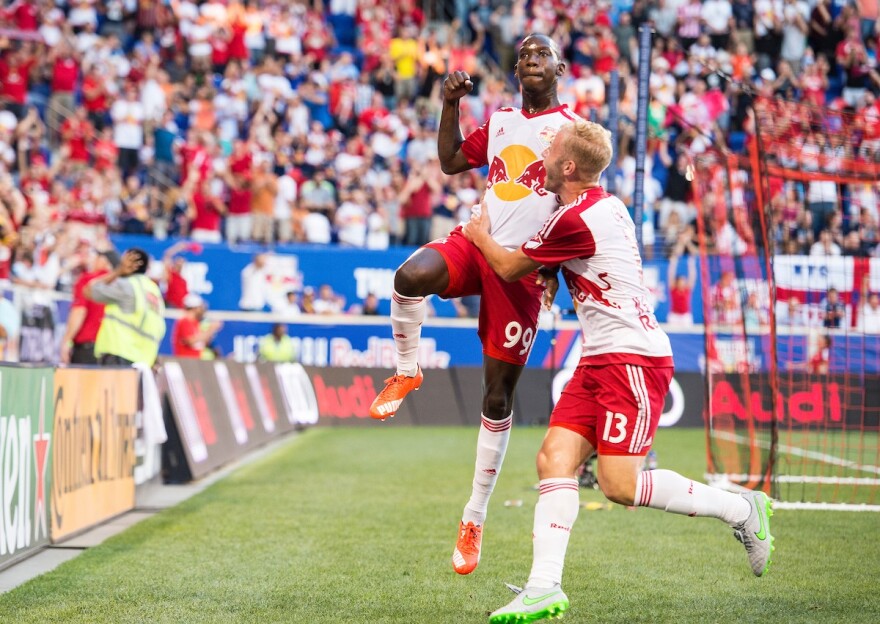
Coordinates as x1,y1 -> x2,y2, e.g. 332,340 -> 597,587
127,248 -> 150,274
98,249 -> 121,268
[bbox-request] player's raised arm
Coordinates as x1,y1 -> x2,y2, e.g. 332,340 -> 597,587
463,204 -> 540,282
438,71 -> 475,175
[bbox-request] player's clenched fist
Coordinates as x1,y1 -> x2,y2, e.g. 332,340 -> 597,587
443,71 -> 474,102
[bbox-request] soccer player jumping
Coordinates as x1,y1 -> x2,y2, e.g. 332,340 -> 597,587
463,120 -> 774,623
369,34 -> 579,576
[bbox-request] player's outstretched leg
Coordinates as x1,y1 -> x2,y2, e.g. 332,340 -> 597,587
731,491 -> 775,576
488,585 -> 569,624
369,364 -> 423,420
633,469 -> 775,576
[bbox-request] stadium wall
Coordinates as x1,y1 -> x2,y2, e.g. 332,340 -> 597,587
0,365 -> 139,570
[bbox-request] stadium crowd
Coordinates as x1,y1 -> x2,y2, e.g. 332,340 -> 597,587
0,0 -> 877,306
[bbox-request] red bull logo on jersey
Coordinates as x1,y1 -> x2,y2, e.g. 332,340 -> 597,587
486,145 -> 549,201
569,271 -> 621,309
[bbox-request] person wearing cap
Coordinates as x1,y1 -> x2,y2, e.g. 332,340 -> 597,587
172,293 -> 222,359
84,248 -> 166,366
60,248 -> 119,364
258,323 -> 296,363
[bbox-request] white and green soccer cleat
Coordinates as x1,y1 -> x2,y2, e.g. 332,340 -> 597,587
489,584 -> 569,623
732,491 -> 775,576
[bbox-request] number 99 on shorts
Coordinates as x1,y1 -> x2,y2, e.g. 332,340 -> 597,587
502,321 -> 534,356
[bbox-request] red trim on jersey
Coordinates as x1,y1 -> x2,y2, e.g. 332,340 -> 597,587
461,119 -> 490,167
580,353 -> 674,368
523,202 -> 598,264
521,103 -> 571,119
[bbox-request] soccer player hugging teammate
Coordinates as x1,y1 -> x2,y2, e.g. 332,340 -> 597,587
369,34 -> 579,575
463,120 -> 775,623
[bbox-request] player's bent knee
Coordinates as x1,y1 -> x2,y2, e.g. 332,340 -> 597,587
536,448 -> 580,480
482,393 -> 512,420
394,258 -> 447,297
600,478 -> 636,506
393,264 -> 423,296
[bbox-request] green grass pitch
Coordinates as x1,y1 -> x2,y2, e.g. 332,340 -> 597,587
1,427 -> 879,623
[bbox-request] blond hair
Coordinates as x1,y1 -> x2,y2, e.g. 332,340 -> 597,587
561,120 -> 613,182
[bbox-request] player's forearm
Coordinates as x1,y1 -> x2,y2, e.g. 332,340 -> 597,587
473,234 -> 538,282
438,100 -> 469,174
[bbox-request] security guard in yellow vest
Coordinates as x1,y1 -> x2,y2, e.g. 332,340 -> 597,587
85,248 -> 166,366
258,323 -> 296,362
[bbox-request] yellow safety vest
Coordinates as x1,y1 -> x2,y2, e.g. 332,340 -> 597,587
259,334 -> 295,362
95,274 -> 166,364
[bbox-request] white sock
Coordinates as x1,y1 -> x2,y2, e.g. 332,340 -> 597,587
527,478 -> 580,589
461,414 -> 512,526
391,290 -> 425,376
635,469 -> 751,525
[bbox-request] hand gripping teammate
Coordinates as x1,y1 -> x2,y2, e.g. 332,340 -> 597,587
369,34 -> 580,576
463,120 -> 775,623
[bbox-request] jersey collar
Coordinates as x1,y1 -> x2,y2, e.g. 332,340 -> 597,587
520,103 -> 569,119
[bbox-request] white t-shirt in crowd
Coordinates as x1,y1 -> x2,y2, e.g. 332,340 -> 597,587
111,99 -> 145,149
274,174 -> 298,220
858,303 -> 880,333
238,263 -> 270,310
302,211 -> 332,244
335,201 -> 368,247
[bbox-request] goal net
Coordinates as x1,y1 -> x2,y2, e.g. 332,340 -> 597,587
692,96 -> 880,510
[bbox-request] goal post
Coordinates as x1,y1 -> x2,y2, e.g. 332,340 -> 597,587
692,96 -> 880,510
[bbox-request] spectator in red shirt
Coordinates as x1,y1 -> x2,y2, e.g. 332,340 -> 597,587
160,241 -> 195,308
399,162 -> 440,247
59,248 -> 120,364
178,130 -> 213,186
0,47 -> 35,118
808,334 -> 831,374
593,26 -> 620,78
666,239 -> 698,327
171,294 -> 222,359
59,106 -> 94,167
228,17 -> 249,63
81,64 -> 110,131
93,127 -> 119,171
8,0 -> 40,31
228,138 -> 253,175
186,176 -> 226,244
20,153 -> 52,193
210,26 -> 232,74
47,44 -> 79,145
223,169 -> 253,244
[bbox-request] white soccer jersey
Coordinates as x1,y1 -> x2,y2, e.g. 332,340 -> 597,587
461,104 -> 579,249
522,187 -> 674,366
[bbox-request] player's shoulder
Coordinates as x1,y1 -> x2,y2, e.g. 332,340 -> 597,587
556,105 -> 582,121
570,189 -> 627,220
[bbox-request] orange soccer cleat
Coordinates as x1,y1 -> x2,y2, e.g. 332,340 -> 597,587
452,521 -> 483,575
369,367 -> 423,420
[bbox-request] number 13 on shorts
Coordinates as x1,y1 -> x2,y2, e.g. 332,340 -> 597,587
602,411 -> 628,444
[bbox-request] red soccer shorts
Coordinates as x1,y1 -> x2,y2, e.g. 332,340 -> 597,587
550,363 -> 674,456
426,227 -> 543,366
